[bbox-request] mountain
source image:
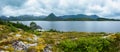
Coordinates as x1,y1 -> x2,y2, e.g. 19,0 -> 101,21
0,15 -> 46,21
0,16 -> 8,20
44,13 -> 63,21
44,13 -> 103,21
59,14 -> 99,19
0,13 -> 119,21
88,15 -> 99,19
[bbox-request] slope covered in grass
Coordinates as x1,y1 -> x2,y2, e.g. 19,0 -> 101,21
0,20 -> 120,52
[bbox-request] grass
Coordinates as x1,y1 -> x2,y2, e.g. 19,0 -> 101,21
0,22 -> 120,52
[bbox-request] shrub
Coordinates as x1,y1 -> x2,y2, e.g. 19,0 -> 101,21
9,24 -> 18,32
47,29 -> 60,32
58,37 -> 115,52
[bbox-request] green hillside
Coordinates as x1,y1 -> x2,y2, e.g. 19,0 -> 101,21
0,20 -> 120,52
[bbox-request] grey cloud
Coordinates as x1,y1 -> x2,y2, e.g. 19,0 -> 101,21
0,0 -> 27,7
0,0 -> 120,18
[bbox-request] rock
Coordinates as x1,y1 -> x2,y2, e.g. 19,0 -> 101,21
15,34 -> 21,37
26,37 -> 32,41
27,43 -> 37,47
102,33 -> 116,39
12,41 -> 38,51
18,29 -> 22,31
33,35 -> 38,42
0,50 -> 9,52
4,46 -> 8,49
43,44 -> 52,52
8,32 -> 14,35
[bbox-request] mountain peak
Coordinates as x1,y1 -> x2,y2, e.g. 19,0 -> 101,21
44,13 -> 63,21
89,15 -> 99,18
48,13 -> 56,18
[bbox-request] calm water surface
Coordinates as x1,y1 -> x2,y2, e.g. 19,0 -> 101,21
12,21 -> 120,32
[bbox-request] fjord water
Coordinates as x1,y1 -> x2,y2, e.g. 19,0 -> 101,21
13,21 -> 120,32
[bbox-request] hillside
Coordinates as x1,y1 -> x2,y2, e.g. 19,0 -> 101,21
0,24 -> 46,52
0,20 -> 120,52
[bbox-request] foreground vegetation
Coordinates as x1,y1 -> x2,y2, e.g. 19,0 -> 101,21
0,20 -> 120,52
41,32 -> 120,52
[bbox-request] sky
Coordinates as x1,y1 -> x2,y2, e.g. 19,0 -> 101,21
0,0 -> 120,18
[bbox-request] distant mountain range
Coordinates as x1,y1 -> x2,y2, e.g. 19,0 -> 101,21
59,14 -> 99,19
0,13 -> 120,21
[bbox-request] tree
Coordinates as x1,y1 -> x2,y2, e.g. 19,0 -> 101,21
30,22 -> 37,30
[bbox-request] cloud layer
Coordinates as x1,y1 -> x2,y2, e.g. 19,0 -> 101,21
0,0 -> 120,18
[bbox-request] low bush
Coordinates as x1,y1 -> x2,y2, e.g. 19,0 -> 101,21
0,20 -> 31,31
47,29 -> 61,32
58,37 -> 117,52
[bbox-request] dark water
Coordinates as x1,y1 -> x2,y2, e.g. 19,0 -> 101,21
13,21 -> 120,32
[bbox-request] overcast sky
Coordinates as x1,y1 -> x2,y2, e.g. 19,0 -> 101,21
0,0 -> 120,18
